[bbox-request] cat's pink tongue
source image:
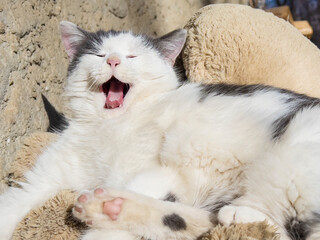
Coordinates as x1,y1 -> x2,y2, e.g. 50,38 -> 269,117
106,81 -> 124,109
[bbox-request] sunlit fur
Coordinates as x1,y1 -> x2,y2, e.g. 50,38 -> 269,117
1,22 -> 320,240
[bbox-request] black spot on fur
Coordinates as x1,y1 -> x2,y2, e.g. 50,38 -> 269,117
285,217 -> 310,240
163,192 -> 178,202
42,94 -> 68,133
272,96 -> 320,139
285,213 -> 320,240
204,193 -> 242,224
207,201 -> 230,225
198,83 -> 320,140
199,83 -> 274,101
162,213 -> 187,231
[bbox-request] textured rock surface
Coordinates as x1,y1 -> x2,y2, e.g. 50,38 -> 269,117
0,0 -> 216,173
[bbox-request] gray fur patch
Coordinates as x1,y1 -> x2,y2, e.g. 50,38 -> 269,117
272,97 -> 320,139
163,192 -> 178,202
198,83 -> 320,140
285,217 -> 310,240
162,213 -> 187,231
285,213 -> 320,240
203,193 -> 242,224
198,83 -> 273,102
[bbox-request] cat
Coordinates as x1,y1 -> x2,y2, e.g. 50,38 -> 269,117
1,21 -> 320,240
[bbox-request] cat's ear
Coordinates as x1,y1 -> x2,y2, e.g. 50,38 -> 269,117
156,29 -> 187,65
60,21 -> 86,61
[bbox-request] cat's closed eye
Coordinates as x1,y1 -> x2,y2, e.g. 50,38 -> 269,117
126,55 -> 137,59
96,53 -> 106,58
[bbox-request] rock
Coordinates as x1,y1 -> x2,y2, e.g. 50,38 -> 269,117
0,21 -> 5,34
108,0 -> 128,19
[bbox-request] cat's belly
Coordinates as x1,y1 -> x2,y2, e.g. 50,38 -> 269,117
160,121 -> 244,172
102,159 -> 161,189
74,126 -> 163,189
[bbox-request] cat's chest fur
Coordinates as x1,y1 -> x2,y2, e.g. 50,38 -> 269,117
65,109 -> 164,188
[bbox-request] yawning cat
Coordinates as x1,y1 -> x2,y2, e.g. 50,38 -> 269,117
0,21 -> 320,240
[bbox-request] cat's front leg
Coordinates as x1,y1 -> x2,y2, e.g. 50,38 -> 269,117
73,188 -> 213,240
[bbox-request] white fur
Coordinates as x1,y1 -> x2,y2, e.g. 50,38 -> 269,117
1,22 -> 320,240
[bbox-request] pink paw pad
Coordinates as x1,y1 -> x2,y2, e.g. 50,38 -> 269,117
77,194 -> 88,203
94,188 -> 105,196
74,205 -> 83,213
103,198 -> 124,220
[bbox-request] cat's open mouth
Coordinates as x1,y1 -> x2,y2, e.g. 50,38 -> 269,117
100,77 -> 130,109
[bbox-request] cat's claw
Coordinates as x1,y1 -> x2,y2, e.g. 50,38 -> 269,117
73,188 -> 124,225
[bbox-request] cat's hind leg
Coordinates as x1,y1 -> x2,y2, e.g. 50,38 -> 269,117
73,188 -> 213,240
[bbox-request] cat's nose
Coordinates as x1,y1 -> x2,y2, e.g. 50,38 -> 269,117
107,56 -> 121,69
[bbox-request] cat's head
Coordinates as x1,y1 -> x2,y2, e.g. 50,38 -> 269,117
60,21 -> 186,119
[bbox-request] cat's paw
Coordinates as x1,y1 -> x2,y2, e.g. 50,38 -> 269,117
73,188 -> 124,226
218,205 -> 272,227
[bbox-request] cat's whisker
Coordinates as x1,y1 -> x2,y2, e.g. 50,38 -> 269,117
149,75 -> 166,80
87,75 -> 102,92
72,79 -> 87,83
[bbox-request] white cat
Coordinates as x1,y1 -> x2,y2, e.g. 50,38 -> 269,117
1,21 -> 320,240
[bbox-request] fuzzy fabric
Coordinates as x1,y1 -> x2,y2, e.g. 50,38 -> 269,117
183,4 -> 320,98
8,132 -> 278,239
12,189 -> 85,240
